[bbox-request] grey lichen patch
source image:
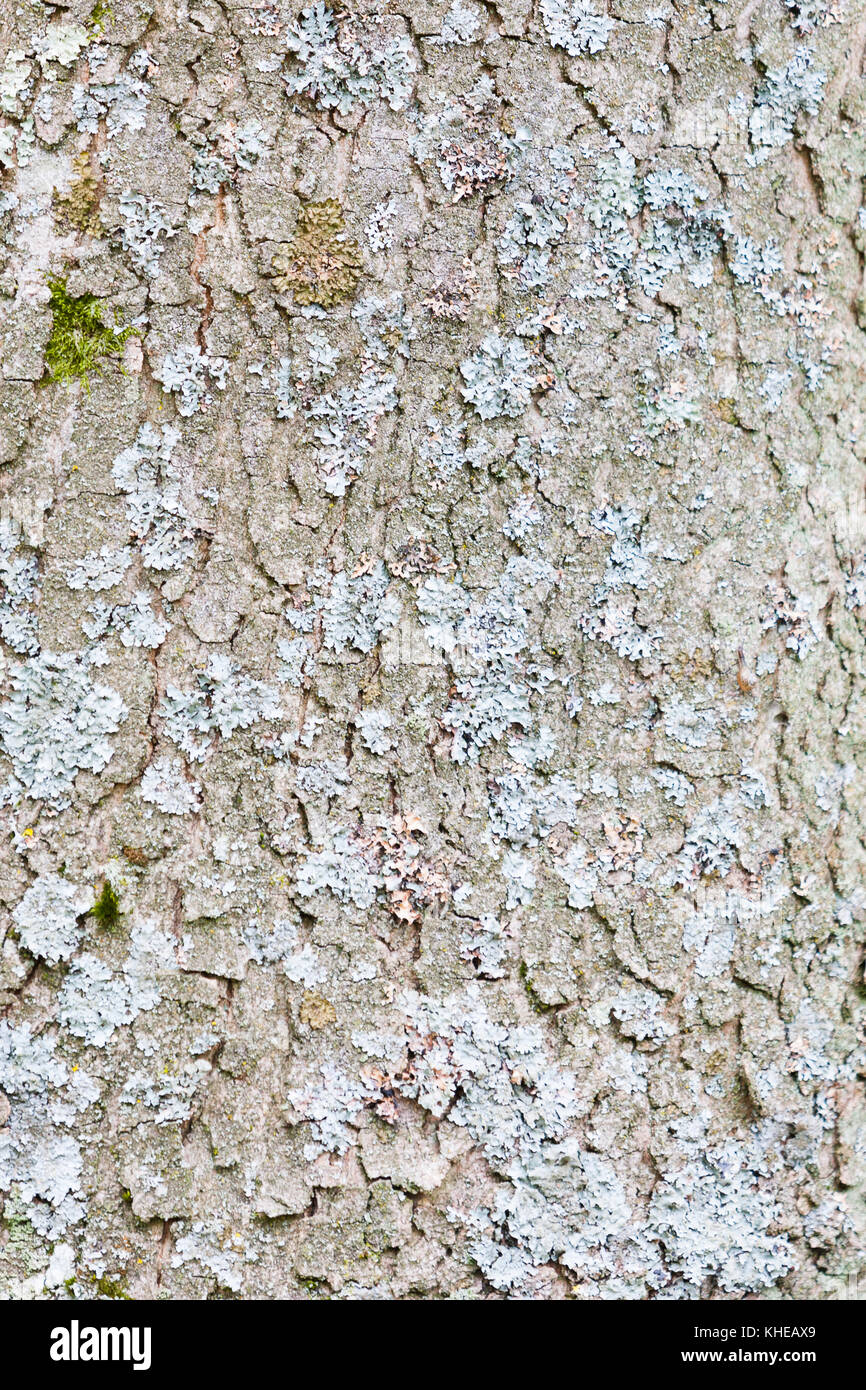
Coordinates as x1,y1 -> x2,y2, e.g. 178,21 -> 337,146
271,200 -> 363,309
285,5 -> 416,116
0,651 -> 128,808
460,333 -> 540,420
12,873 -> 90,965
540,0 -> 614,57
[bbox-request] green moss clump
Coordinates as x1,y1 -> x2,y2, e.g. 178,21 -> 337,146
91,1272 -> 131,1299
53,152 -> 103,238
88,0 -> 114,35
43,275 -> 133,387
90,880 -> 121,930
271,200 -> 362,308
518,960 -> 552,1015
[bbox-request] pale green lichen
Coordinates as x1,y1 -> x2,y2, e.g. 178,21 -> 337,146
53,152 -> 103,238
271,200 -> 362,308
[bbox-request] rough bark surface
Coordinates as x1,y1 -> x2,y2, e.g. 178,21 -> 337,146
0,0 -> 865,1301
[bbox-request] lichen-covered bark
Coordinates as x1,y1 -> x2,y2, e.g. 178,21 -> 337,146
1,0 -> 865,1301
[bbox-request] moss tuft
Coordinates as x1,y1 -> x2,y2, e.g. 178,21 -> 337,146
44,275 -> 133,387
518,960 -> 552,1015
90,879 -> 121,930
271,200 -> 362,308
87,0 -> 115,34
91,1272 -> 131,1299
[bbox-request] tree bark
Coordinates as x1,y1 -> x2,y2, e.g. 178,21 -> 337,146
0,0 -> 865,1300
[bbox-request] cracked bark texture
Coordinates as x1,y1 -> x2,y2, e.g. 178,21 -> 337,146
1,0 -> 865,1301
